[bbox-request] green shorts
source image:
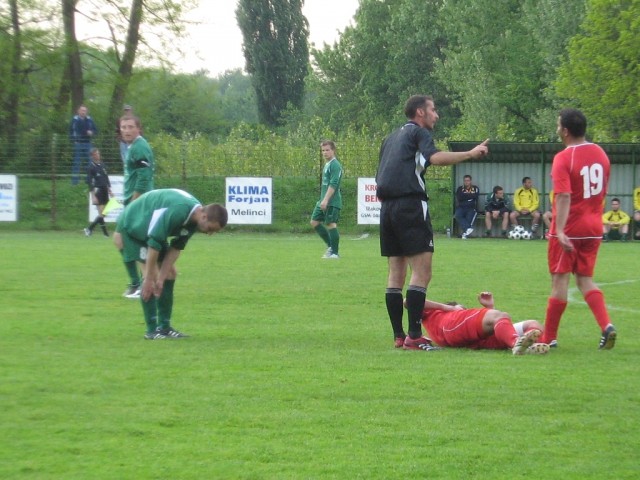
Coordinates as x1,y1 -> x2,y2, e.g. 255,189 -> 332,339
120,229 -> 167,263
311,204 -> 341,224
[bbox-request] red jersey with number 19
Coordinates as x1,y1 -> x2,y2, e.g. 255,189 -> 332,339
550,143 -> 610,238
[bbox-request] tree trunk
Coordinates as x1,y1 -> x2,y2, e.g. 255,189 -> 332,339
108,0 -> 143,127
3,0 -> 21,165
61,0 -> 83,112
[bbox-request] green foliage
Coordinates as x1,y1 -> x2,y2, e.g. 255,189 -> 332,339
1,232 -> 638,478
434,0 -> 587,141
555,0 -> 640,141
236,0 -> 310,126
310,0 -> 458,138
125,70 -> 227,138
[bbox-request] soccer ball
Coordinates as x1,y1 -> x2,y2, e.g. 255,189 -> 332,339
508,225 -> 527,240
521,230 -> 532,240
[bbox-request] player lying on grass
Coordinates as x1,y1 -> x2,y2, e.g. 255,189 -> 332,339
400,292 -> 549,355
114,188 -> 227,340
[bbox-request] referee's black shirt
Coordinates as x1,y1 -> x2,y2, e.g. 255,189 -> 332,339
375,122 -> 439,201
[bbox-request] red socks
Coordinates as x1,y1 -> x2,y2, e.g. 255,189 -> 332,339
584,289 -> 611,331
540,297 -> 567,343
493,318 -> 518,348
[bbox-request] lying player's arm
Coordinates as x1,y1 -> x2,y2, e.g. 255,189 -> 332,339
477,292 -> 495,309
423,300 -> 463,311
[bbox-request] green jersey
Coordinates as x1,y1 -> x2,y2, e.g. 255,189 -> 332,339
123,136 -> 155,205
120,189 -> 201,251
320,158 -> 343,209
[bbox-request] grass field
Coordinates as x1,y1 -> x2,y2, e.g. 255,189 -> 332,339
0,231 -> 638,479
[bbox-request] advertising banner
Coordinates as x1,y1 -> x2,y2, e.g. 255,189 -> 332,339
357,177 -> 381,225
0,175 -> 18,221
225,177 -> 273,224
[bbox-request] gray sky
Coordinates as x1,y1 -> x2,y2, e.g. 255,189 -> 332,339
176,0 -> 359,75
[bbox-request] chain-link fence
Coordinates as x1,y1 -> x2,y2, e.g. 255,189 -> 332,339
0,133 -> 453,233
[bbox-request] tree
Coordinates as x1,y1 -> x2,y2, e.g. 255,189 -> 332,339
2,0 -> 22,147
310,0 -> 457,137
431,0 -> 587,141
60,0 -> 83,112
236,0 -> 309,127
555,0 -> 640,141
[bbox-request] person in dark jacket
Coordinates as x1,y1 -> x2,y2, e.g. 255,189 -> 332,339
69,105 -> 98,185
484,186 -> 512,237
454,174 -> 480,239
84,148 -> 112,237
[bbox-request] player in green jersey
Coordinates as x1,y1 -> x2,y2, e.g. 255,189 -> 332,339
115,114 -> 155,298
310,140 -> 343,259
115,189 -> 228,339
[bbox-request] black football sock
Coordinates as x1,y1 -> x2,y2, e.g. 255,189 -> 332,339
385,288 -> 404,338
406,286 -> 426,339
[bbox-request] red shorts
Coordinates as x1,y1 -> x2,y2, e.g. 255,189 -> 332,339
421,308 -> 504,349
547,237 -> 600,277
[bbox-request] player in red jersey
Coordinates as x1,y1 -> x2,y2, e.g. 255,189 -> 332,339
541,108 -> 616,349
417,292 -> 549,355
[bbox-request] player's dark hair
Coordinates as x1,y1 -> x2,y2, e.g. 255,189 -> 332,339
522,176 -> 531,184
559,108 -> 587,137
204,203 -> 228,228
493,185 -> 503,194
404,95 -> 433,118
612,198 -> 620,204
464,174 -> 472,180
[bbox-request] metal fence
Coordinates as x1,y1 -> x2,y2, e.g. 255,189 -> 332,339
0,132 -> 385,179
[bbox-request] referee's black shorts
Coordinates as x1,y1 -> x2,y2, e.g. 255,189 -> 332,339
379,196 -> 434,257
93,186 -> 109,205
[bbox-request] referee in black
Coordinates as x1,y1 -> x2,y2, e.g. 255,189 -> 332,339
84,148 -> 113,237
375,95 -> 489,350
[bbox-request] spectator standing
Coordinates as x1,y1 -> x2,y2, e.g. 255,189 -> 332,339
602,197 -> 630,241
69,105 -> 98,185
83,148 -> 113,237
454,174 -> 480,239
375,94 -> 488,350
510,176 -> 541,234
310,140 -> 343,259
483,186 -> 511,237
541,108 -> 616,350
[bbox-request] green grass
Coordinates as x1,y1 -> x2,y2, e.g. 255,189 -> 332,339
0,231 -> 638,479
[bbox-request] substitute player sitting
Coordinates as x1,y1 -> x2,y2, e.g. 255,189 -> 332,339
418,292 -> 549,355
602,197 -> 630,241
115,188 -> 228,339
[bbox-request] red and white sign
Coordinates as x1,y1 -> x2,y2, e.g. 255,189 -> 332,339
357,177 -> 381,225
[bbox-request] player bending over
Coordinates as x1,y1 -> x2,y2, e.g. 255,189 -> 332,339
115,188 -> 227,339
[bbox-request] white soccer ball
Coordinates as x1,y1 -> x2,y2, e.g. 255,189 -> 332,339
508,230 -> 522,240
521,230 -> 532,240
514,225 -> 526,234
